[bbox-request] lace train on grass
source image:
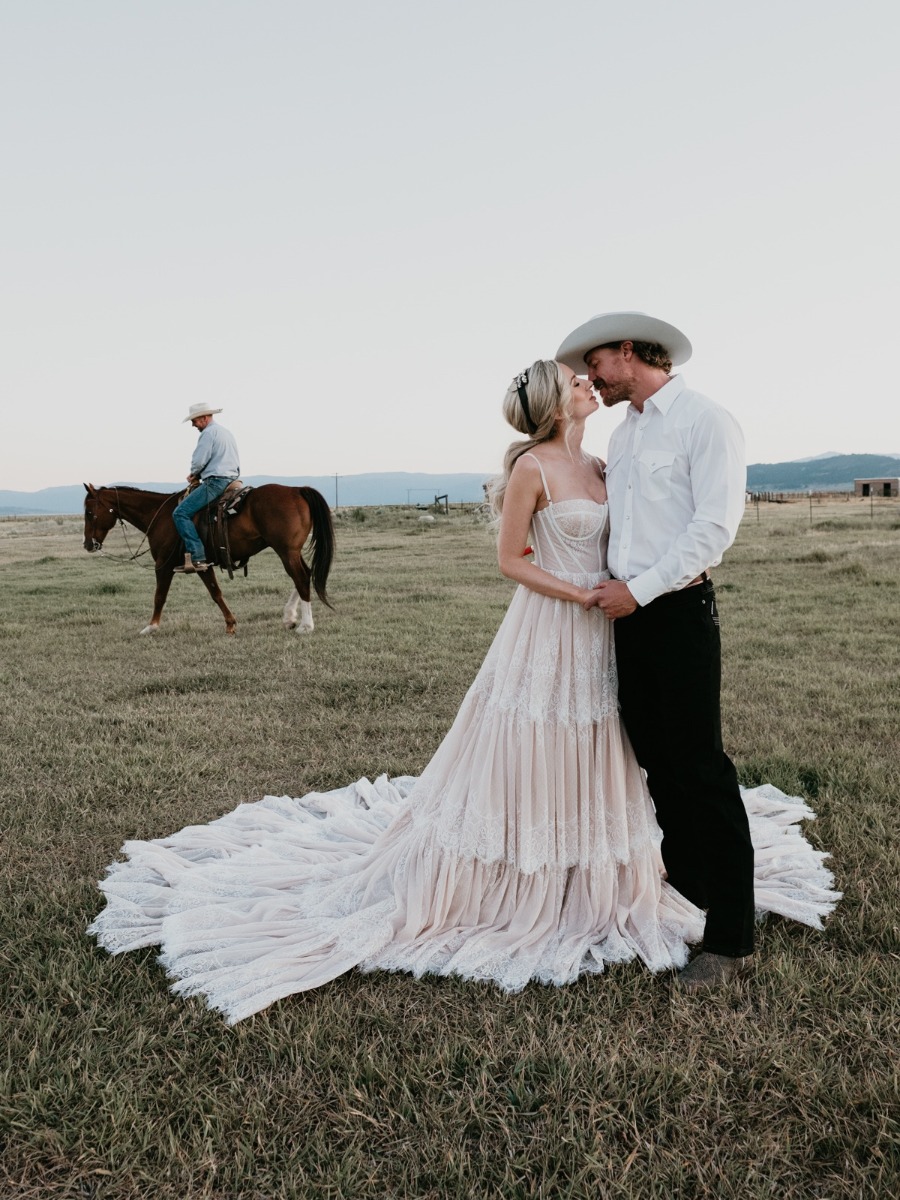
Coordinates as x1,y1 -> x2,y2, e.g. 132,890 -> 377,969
89,756 -> 839,1024
89,500 -> 840,1022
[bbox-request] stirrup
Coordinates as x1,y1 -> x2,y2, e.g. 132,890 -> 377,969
174,554 -> 208,574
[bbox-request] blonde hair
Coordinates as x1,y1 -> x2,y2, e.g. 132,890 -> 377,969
487,359 -> 573,517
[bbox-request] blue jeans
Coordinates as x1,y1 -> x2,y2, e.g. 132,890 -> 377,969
173,477 -> 235,563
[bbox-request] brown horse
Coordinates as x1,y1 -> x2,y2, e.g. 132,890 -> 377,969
83,483 -> 334,636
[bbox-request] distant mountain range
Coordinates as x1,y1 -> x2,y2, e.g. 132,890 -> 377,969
745,453 -> 900,492
790,451 -> 842,462
2,456 -> 899,515
0,473 -> 493,516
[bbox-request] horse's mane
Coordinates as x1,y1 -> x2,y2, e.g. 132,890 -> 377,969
101,484 -> 179,496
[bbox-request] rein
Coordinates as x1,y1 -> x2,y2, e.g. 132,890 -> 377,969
91,487 -> 183,570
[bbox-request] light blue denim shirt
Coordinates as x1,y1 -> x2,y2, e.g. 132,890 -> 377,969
190,422 -> 240,480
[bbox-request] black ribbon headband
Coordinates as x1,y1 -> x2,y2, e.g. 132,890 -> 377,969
513,369 -> 537,435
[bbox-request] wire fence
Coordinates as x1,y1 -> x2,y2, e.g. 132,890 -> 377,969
746,491 -> 900,524
3,495 -> 900,546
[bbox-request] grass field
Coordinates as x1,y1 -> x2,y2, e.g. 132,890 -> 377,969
1,498 -> 899,1199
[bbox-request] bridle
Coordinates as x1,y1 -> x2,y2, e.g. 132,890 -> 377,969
84,494 -> 113,553
85,487 -> 182,569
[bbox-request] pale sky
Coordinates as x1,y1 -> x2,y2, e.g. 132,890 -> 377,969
3,0 -> 898,492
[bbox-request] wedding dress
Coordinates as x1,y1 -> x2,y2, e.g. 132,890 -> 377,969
90,472 -> 839,1023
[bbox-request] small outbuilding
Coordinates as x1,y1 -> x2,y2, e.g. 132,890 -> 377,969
854,477 -> 900,497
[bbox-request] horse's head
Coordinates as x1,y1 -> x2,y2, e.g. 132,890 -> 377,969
83,483 -> 117,552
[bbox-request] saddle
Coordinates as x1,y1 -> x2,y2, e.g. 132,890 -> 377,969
193,481 -> 254,579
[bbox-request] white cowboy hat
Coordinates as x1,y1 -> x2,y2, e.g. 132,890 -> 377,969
556,311 -> 692,371
183,403 -> 223,422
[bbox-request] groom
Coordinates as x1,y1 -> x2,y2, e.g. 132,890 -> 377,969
557,312 -> 753,992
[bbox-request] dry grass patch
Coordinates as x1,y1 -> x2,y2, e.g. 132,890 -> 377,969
1,503 -> 898,1198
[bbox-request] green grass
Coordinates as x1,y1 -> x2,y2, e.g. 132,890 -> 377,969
1,500 -> 899,1198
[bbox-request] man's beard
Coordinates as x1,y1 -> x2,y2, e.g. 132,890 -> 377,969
600,379 -> 635,408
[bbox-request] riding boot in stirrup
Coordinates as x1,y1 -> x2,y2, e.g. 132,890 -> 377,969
174,553 -> 208,574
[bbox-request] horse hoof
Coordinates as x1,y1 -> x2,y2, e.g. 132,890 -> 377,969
294,624 -> 314,635
139,625 -> 159,636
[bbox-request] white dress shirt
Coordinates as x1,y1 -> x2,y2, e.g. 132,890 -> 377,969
605,376 -> 746,607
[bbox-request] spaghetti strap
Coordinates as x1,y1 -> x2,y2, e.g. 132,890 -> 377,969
522,452 -> 552,502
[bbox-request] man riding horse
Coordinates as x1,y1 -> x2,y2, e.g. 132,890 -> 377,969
173,403 -> 241,573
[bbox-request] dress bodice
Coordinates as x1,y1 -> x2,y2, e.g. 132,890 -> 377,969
521,454 -> 609,580
530,500 -> 610,579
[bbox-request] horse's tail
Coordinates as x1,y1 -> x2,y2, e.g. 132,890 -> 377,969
297,487 -> 336,608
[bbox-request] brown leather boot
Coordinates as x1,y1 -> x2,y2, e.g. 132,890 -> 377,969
675,952 -> 751,993
174,554 -> 209,574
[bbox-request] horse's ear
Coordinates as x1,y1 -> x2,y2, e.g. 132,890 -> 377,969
84,483 -> 95,494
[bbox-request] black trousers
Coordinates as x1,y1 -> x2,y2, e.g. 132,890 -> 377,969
613,581 -> 755,957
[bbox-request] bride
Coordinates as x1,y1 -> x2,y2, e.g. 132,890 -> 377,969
89,360 -> 838,1023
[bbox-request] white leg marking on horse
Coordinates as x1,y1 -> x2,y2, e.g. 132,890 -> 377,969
282,589 -> 301,629
294,599 -> 314,634
139,624 -> 160,636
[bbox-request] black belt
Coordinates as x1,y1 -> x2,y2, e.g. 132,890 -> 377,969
613,574 -> 714,610
648,577 -> 715,607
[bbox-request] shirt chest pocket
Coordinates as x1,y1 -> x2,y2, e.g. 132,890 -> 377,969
637,449 -> 677,502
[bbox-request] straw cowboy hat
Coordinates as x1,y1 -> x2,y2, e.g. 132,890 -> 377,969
183,403 -> 223,422
556,311 -> 692,372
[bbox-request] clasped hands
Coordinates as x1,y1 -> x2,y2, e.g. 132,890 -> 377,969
582,580 -> 638,620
